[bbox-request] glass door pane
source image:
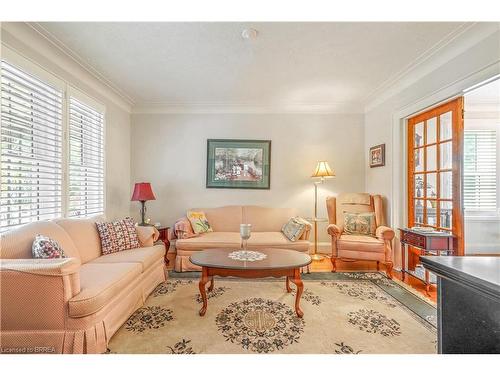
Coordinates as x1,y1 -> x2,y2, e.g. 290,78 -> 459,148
427,117 -> 437,144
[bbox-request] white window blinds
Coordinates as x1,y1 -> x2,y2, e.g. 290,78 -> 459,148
68,96 -> 105,218
0,60 -> 63,231
464,129 -> 497,211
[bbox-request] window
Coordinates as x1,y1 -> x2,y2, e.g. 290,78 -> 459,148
68,96 -> 105,217
464,129 -> 497,212
0,57 -> 105,232
0,60 -> 64,231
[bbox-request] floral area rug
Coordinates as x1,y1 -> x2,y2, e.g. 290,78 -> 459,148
107,272 -> 437,354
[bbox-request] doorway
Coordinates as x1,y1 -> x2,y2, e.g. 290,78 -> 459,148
406,97 -> 464,270
463,79 -> 500,255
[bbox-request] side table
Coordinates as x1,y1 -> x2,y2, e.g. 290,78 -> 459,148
399,228 -> 454,294
156,226 -> 171,266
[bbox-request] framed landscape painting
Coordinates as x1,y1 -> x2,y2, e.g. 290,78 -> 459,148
206,139 -> 271,189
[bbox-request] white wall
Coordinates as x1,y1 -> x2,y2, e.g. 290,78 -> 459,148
0,23 -> 132,220
364,27 -> 500,266
131,113 -> 365,242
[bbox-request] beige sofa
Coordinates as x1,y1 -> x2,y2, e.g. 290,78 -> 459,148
0,217 -> 166,354
175,205 -> 312,272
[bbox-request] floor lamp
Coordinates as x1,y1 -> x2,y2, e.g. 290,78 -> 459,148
310,161 -> 335,261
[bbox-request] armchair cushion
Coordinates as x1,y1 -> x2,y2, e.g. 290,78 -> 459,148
337,234 -> 384,253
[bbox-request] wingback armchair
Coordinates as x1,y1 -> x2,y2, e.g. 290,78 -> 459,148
326,193 -> 394,278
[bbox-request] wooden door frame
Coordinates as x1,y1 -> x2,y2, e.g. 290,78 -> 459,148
407,97 -> 465,259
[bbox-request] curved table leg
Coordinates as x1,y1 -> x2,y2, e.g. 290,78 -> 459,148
208,276 -> 214,292
286,276 -> 292,293
290,268 -> 304,318
198,267 -> 209,316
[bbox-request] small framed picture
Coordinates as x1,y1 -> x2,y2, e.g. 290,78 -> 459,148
369,144 -> 385,168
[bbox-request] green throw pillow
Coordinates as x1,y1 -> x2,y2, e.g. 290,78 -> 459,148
343,212 -> 376,236
282,217 -> 308,242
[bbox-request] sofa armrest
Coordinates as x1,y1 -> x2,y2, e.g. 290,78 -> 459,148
135,225 -> 160,247
327,223 -> 342,239
0,257 -> 80,276
0,258 -> 81,330
376,226 -> 395,241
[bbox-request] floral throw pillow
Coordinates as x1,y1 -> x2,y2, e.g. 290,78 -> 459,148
32,234 -> 66,259
343,212 -> 377,236
96,217 -> 141,255
186,211 -> 213,234
282,217 -> 308,242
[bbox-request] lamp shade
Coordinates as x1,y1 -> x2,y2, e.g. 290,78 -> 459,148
131,182 -> 156,201
311,161 -> 335,178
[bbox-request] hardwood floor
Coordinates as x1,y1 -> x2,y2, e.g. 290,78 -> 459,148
165,251 -> 437,303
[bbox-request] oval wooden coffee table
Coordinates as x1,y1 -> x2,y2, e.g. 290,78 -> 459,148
190,248 -> 312,318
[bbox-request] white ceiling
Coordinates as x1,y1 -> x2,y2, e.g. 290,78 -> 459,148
36,22 -> 469,110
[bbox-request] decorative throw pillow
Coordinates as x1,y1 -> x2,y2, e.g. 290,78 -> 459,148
96,217 -> 141,255
343,212 -> 377,236
282,217 -> 308,242
186,211 -> 213,234
32,234 -> 66,259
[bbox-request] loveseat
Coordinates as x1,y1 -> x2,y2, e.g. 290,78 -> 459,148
0,217 -> 166,354
174,205 -> 312,272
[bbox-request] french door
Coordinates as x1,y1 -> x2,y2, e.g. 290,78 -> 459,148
407,97 -> 464,267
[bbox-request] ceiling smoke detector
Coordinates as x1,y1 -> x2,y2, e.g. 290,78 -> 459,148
241,28 -> 258,40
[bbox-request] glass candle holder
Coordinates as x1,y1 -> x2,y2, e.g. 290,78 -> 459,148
240,224 -> 252,250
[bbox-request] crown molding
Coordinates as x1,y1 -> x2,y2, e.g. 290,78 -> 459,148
364,22 -> 500,113
132,101 -> 363,114
1,22 -> 133,113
